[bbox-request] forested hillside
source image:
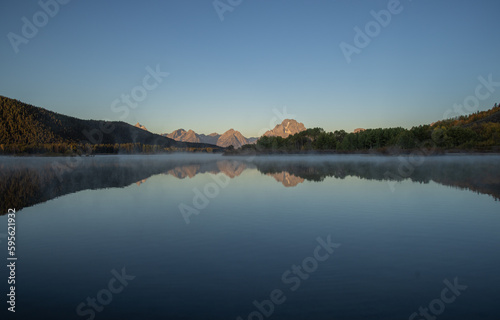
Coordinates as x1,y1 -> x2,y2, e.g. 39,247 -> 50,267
0,96 -> 222,154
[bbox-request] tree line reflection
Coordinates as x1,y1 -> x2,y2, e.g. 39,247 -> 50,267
1,155 -> 498,214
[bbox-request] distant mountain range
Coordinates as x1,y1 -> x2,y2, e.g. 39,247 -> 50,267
3,94 -> 498,155
164,119 -> 306,148
164,129 -> 256,148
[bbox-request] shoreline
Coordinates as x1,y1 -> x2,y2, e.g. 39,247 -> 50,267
1,150 -> 500,158
222,148 -> 500,157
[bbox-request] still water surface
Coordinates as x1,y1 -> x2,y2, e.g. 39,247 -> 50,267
0,154 -> 499,319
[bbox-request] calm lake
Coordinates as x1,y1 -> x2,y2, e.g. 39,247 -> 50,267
0,154 -> 499,320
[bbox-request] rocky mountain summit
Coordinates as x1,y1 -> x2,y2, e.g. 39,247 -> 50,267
134,123 -> 148,131
263,119 -> 306,138
164,119 -> 305,149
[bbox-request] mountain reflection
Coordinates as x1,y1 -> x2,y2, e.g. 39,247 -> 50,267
1,155 -> 499,214
267,172 -> 305,187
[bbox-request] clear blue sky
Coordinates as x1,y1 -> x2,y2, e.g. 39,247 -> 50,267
1,0 -> 499,137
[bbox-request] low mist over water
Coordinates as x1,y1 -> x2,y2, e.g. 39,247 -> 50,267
1,154 -> 499,213
0,154 -> 499,319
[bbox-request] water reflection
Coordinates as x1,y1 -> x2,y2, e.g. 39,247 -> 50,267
267,171 -> 305,187
1,154 -> 499,214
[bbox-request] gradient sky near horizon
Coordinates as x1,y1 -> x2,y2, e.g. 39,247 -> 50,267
1,0 -> 499,137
